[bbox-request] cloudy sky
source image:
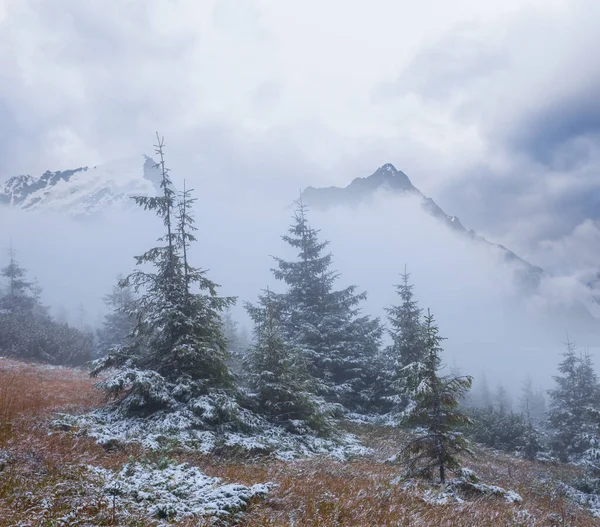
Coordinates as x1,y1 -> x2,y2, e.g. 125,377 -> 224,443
3,0 -> 600,387
1,0 -> 599,272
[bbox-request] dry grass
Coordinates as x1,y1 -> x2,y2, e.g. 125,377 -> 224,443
184,441 -> 598,526
0,359 -> 146,526
0,358 -> 102,439
0,358 -> 599,526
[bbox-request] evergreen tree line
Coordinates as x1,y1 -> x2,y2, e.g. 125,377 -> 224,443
0,249 -> 93,366
85,136 -> 472,482
460,338 -> 600,471
94,192 -> 470,431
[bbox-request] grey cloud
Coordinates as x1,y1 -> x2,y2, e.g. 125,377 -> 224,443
3,0 -> 600,287
502,86 -> 600,170
372,1 -> 600,271
375,25 -> 508,105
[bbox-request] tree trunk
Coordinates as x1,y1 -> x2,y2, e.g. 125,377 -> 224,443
438,436 -> 446,484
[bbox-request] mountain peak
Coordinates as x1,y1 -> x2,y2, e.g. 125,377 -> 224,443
378,163 -> 398,173
354,163 -> 415,192
0,155 -> 160,216
301,163 -> 543,290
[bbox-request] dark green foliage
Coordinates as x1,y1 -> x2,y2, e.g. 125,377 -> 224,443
548,339 -> 600,463
386,268 -> 425,369
380,268 -> 426,414
0,249 -> 93,366
271,200 -> 382,412
466,407 -> 529,452
400,310 -> 472,483
91,135 -> 236,413
522,412 -> 543,461
0,252 -> 35,314
245,289 -> 330,435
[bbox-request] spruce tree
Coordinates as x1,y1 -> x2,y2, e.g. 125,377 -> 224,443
271,200 -> 382,412
0,250 -> 36,358
0,248 -> 35,314
466,405 -> 542,454
383,267 -> 425,413
400,310 -> 472,483
245,289 -> 329,434
548,338 -> 600,463
522,403 -> 543,461
91,135 -> 235,413
96,277 -> 136,356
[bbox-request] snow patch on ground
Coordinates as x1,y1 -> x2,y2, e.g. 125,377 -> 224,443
393,467 -> 523,506
54,408 -> 371,461
345,412 -> 404,427
560,482 -> 600,518
88,461 -> 271,523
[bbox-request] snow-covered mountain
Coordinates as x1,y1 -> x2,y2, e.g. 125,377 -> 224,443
0,156 -> 544,288
0,156 -> 161,216
302,163 -> 545,290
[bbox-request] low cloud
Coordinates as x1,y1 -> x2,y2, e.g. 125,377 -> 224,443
2,187 -> 595,391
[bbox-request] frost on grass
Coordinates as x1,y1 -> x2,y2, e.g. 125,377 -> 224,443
55,399 -> 370,460
560,482 -> 600,518
393,467 -> 523,505
90,461 -> 271,523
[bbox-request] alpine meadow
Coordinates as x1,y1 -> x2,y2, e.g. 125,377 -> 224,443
2,1 -> 600,525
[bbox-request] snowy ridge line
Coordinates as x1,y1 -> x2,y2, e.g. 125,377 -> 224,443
0,155 -> 161,216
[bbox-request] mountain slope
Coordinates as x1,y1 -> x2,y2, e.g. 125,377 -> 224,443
0,155 -> 160,216
302,163 -> 544,289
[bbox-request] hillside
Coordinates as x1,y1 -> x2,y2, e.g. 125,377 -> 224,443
1,358 -> 598,526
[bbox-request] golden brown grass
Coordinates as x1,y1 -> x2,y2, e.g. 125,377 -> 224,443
0,359 -> 102,434
0,358 -> 599,527
0,359 -> 146,526
185,442 -> 598,526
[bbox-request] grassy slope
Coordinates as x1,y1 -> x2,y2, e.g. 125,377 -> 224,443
0,359 -> 597,527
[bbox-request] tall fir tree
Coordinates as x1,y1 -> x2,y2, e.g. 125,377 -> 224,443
548,338 -> 600,463
245,288 -> 329,434
271,200 -> 382,412
0,249 -> 36,358
0,248 -> 35,314
382,267 -> 425,413
400,310 -> 472,483
91,135 -> 235,413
